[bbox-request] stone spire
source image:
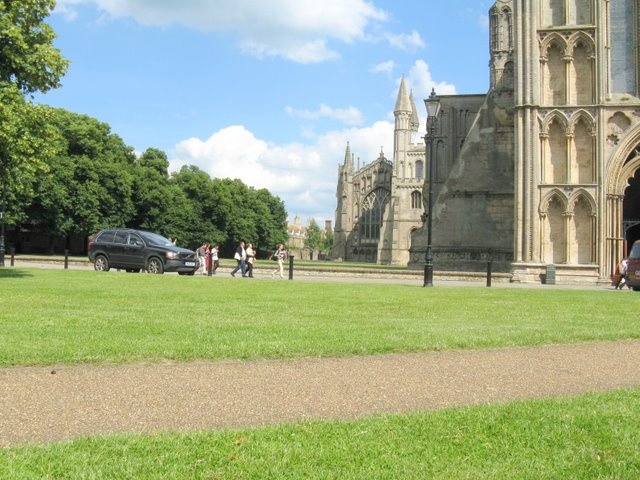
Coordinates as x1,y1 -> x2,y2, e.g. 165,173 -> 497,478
394,76 -> 412,114
343,141 -> 353,170
409,90 -> 420,131
394,77 -> 413,178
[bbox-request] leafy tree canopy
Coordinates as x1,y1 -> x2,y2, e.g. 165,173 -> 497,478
304,218 -> 323,252
0,0 -> 69,93
1,2 -> 291,256
0,88 -> 62,223
1,0 -> 69,259
27,109 -> 135,238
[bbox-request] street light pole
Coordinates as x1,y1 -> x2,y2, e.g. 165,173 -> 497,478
0,174 -> 6,267
423,88 -> 440,287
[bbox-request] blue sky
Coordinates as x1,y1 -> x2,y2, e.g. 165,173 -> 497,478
38,0 -> 494,225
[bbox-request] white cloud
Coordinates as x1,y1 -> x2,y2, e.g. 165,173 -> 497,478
285,104 -> 364,126
54,0 -> 86,20
370,60 -> 395,76
384,30 -> 425,50
168,121 -> 394,223
394,60 -> 457,121
167,63 -> 456,223
56,0 -> 389,63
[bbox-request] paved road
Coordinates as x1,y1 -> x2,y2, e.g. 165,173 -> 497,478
6,256 -> 617,290
2,340 -> 639,446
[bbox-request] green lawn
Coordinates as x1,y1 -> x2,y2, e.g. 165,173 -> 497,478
2,268 -> 639,478
2,389 -> 639,479
1,268 -> 639,367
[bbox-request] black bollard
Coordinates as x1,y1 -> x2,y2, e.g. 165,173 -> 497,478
208,252 -> 213,276
64,249 -> 69,269
10,247 -> 15,267
486,260 -> 492,287
288,255 -> 294,280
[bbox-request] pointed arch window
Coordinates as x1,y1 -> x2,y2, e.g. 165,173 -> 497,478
544,117 -> 568,183
411,190 -> 423,209
545,0 -> 565,26
415,160 -> 424,180
358,188 -> 389,243
570,0 -> 593,25
571,116 -> 594,183
571,194 -> 595,264
500,7 -> 513,50
490,7 -> 499,51
542,41 -> 566,105
543,194 -> 567,264
571,39 -> 594,105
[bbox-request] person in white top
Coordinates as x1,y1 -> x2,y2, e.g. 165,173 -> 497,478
230,241 -> 246,277
245,243 -> 255,278
271,244 -> 287,279
210,244 -> 219,274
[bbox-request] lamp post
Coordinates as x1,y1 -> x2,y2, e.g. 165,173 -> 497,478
0,175 -> 6,267
423,88 -> 440,287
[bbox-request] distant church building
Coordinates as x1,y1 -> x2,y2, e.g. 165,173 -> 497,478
333,0 -> 640,284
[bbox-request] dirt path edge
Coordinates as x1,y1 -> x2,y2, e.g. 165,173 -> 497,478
2,340 -> 639,446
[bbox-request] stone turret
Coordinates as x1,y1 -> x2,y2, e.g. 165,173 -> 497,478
393,77 -> 414,179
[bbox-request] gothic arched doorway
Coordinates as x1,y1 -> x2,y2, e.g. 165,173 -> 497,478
623,167 -> 640,255
605,128 -> 640,277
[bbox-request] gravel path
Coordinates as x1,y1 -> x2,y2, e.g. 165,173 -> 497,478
2,340 -> 639,447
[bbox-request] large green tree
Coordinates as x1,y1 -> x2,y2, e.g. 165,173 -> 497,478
253,187 -> 288,256
0,0 -> 69,93
131,148 -> 172,231
170,167 -> 288,255
0,0 -> 69,263
304,218 -> 333,257
130,148 -> 200,243
0,89 -> 61,222
22,115 -> 289,255
170,165 -> 225,249
27,109 -> 136,249
304,218 -> 323,252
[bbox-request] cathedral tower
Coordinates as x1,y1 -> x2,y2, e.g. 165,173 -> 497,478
332,142 -> 355,260
335,0 -> 640,283
512,0 -> 640,282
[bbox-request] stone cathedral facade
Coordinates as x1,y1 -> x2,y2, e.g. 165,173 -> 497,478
333,0 -> 640,284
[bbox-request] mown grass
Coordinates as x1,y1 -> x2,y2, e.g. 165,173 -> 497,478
1,388 -> 639,479
2,267 -> 639,478
1,268 -> 639,367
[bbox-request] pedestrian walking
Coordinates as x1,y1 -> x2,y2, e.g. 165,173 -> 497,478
246,243 -> 255,278
210,243 -> 220,274
271,243 -> 287,279
230,241 -> 247,277
196,242 -> 208,275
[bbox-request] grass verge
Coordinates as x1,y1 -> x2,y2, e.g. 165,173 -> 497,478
1,268 -> 639,367
1,388 -> 639,479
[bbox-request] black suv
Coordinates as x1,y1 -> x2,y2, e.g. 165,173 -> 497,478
88,228 -> 199,275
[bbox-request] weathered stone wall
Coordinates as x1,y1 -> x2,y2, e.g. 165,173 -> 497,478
410,89 -> 515,272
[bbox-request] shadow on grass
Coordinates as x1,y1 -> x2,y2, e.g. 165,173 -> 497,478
0,268 -> 34,279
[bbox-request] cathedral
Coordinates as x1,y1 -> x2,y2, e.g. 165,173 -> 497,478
333,0 -> 640,284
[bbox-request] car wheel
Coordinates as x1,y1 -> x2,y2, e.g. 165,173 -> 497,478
94,255 -> 110,272
146,257 -> 164,274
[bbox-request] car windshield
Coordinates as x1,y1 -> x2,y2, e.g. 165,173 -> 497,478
139,231 -> 174,247
629,241 -> 640,259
